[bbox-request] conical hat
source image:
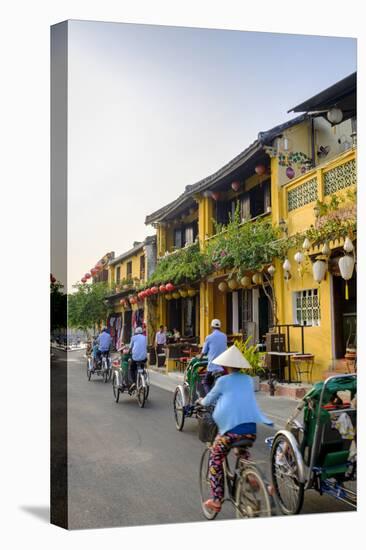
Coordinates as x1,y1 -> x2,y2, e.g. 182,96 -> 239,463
213,345 -> 251,369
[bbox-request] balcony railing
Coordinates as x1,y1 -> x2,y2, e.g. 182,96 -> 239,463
285,149 -> 356,215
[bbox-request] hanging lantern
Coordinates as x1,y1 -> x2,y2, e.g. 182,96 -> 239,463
166,282 -> 175,292
255,164 -> 266,176
150,286 -> 159,295
252,273 -> 263,285
339,255 -> 355,300
327,107 -> 343,125
81,277 -> 87,283
283,259 -> 292,272
165,293 -> 172,300
294,251 -> 304,264
231,181 -> 241,192
267,265 -> 276,277
228,278 -> 239,290
218,281 -> 228,292
50,275 -> 56,284
85,273 -> 91,279
187,289 -> 197,297
241,276 -> 251,288
211,191 -> 220,201
343,237 -> 354,253
159,284 -> 167,293
312,260 -> 327,284
321,242 -> 330,256
302,237 -> 311,251
172,291 -> 181,299
286,166 -> 295,180
90,268 -> 97,276
179,289 -> 188,298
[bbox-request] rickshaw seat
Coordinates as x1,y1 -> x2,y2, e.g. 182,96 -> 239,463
316,408 -> 356,467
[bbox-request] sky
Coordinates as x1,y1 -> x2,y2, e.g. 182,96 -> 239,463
67,20 -> 356,290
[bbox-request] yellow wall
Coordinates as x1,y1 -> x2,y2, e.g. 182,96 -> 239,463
111,249 -> 146,285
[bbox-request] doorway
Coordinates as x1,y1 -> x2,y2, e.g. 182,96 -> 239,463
332,272 -> 357,358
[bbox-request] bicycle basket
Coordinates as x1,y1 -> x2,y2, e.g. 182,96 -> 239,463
197,411 -> 218,443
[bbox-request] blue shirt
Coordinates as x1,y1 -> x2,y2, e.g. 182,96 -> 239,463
202,329 -> 227,372
98,332 -> 112,352
202,372 -> 273,435
130,334 -> 147,361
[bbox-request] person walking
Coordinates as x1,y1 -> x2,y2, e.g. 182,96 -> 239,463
155,325 -> 167,366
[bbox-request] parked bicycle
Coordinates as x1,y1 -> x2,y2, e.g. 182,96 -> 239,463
197,405 -> 273,520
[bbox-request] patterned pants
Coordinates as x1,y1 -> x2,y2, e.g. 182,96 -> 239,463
208,432 -> 256,501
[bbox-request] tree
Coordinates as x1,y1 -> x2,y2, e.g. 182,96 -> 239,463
68,282 -> 112,332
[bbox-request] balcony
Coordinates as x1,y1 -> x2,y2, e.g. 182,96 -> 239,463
284,149 -> 356,235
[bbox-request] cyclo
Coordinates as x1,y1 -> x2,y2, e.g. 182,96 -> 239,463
87,349 -> 112,383
173,356 -> 211,431
112,347 -> 150,408
266,373 -> 357,514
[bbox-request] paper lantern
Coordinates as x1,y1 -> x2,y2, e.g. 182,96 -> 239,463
211,191 -> 220,201
159,284 -> 167,293
179,289 -> 188,298
172,291 -> 181,299
252,273 -> 263,285
254,164 -> 266,176
231,181 -> 241,192
50,275 -> 56,283
327,107 -> 343,125
286,166 -> 295,179
343,237 -> 354,253
187,289 -> 197,297
227,278 -> 239,290
313,260 -> 327,284
218,281 -> 228,292
166,282 -> 175,292
283,259 -> 292,272
302,237 -> 311,251
321,243 -> 330,256
81,277 -> 86,283
267,265 -> 276,277
85,273 -> 91,279
165,293 -> 172,300
240,276 -> 251,288
150,286 -> 159,295
339,255 -> 355,300
294,251 -> 304,264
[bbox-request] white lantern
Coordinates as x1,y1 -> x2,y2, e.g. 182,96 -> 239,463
283,258 -> 292,272
339,255 -> 355,300
294,251 -> 304,264
268,265 -> 276,277
241,276 -> 251,288
302,238 -> 311,251
321,242 -> 330,256
327,107 -> 343,125
252,273 -> 263,285
343,237 -> 354,253
218,281 -> 228,292
312,260 -> 327,283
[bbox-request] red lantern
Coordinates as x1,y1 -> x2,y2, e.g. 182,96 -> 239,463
231,181 -> 241,192
166,282 -> 175,292
81,277 -> 86,283
211,191 -> 220,201
90,268 -> 97,276
50,274 -> 56,283
255,164 -> 266,176
159,284 -> 167,293
150,286 -> 159,295
85,273 -> 91,279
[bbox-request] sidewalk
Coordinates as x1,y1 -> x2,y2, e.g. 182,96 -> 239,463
147,367 -> 301,430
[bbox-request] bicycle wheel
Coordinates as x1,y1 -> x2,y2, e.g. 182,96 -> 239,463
270,433 -> 304,515
199,447 -> 217,520
112,372 -> 120,403
235,465 -> 272,518
136,373 -> 146,408
173,387 -> 185,431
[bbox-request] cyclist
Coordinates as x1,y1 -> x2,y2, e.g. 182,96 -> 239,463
198,319 -> 227,395
128,326 -> 147,388
96,327 -> 112,366
198,344 -> 273,513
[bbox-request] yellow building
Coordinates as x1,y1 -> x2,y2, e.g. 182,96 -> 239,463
145,73 -> 356,382
104,236 -> 157,348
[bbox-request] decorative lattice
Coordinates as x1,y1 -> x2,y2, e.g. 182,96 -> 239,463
324,159 -> 356,196
295,289 -> 320,327
287,177 -> 318,212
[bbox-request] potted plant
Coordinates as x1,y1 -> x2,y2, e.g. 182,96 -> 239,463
234,336 -> 266,391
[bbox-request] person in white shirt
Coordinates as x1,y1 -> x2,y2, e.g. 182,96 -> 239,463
155,325 -> 167,366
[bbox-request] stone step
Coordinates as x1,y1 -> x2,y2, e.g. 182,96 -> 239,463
259,381 -> 311,400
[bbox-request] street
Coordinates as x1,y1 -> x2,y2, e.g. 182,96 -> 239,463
60,350 -> 353,529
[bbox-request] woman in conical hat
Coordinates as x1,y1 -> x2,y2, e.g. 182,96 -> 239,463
199,344 -> 273,513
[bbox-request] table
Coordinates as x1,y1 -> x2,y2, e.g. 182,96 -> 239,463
266,351 -> 299,383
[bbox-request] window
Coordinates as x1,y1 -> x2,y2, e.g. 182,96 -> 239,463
294,289 -> 320,327
126,261 -> 132,279
140,255 -> 145,280
116,266 -> 121,283
184,225 -> 194,245
174,222 -> 198,248
174,228 -> 183,249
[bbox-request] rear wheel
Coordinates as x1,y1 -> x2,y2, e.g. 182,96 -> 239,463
112,373 -> 120,403
173,387 -> 185,431
137,373 -> 146,408
235,465 -> 272,518
270,433 -> 305,515
199,447 -> 217,520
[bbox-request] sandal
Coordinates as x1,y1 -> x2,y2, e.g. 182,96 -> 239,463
203,499 -> 222,512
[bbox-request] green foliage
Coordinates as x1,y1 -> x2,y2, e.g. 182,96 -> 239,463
206,207 -> 286,276
234,337 -> 266,377
148,242 -> 210,285
68,281 -> 112,331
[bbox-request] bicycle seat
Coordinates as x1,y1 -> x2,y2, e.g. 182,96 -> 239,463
231,438 -> 255,449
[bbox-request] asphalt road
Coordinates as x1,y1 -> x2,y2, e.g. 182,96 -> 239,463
63,350 -> 353,529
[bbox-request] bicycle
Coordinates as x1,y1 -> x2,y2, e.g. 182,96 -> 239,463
113,357 -> 150,408
197,406 -> 273,520
101,351 -> 112,383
